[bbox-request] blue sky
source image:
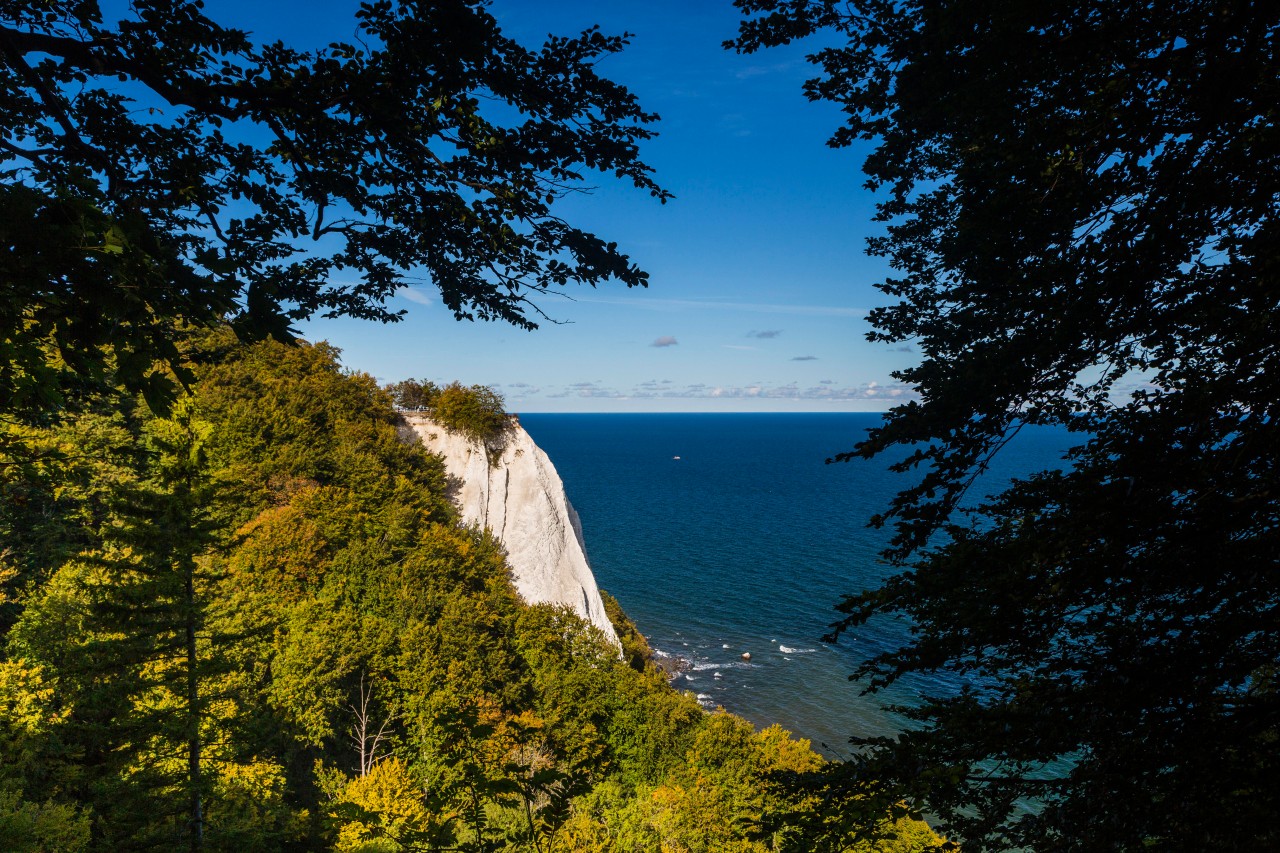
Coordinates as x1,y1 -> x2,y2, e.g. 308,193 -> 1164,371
237,1 -> 917,411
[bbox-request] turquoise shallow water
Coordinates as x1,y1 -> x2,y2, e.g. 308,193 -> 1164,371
519,413 -> 1073,756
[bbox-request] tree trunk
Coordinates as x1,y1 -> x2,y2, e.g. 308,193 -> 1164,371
185,555 -> 203,851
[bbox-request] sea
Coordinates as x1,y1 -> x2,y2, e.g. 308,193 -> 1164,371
519,413 -> 1076,757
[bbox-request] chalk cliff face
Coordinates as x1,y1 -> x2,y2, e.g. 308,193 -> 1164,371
400,413 -> 621,648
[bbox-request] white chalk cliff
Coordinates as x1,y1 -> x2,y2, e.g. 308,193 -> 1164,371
400,413 -> 620,649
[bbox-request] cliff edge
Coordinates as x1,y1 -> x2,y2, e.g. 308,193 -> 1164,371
400,412 -> 621,649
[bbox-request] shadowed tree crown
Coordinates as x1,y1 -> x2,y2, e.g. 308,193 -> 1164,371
732,1 -> 1280,850
1,0 -> 668,418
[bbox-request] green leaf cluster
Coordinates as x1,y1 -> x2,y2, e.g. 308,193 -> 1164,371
429,383 -> 514,446
386,379 -> 441,411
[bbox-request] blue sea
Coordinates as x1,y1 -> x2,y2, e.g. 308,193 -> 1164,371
520,413 -> 1076,757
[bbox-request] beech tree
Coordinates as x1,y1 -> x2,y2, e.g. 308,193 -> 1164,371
0,0 -> 667,418
732,2 -> 1280,850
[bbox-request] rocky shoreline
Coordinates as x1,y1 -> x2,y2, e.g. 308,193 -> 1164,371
650,649 -> 691,679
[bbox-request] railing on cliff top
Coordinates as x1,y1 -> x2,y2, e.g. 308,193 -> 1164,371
392,406 -> 519,423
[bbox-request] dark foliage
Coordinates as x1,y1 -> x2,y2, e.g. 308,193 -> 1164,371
732,2 -> 1280,850
0,0 -> 667,419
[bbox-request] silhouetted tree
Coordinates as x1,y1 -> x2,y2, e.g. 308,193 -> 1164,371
732,2 -> 1280,849
1,0 -> 667,419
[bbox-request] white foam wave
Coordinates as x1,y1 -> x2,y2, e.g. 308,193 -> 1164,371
691,660 -> 752,672
777,645 -> 817,654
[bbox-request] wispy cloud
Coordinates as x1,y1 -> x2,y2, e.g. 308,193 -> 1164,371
735,60 -> 798,80
504,382 -> 540,394
549,379 -> 917,403
790,355 -> 818,361
395,286 -> 434,306
549,381 -> 627,399
748,329 -> 782,339
651,336 -> 679,348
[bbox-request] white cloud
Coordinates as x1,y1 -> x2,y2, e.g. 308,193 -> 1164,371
625,380 -> 917,402
395,286 -> 434,306
651,335 -> 679,348
735,60 -> 799,79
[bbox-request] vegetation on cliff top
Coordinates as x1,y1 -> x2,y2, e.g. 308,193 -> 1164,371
0,333 -> 943,852
430,383 -> 514,446
389,378 -> 514,451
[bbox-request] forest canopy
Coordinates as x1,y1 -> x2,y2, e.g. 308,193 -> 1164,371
732,1 -> 1280,850
0,332 -> 946,852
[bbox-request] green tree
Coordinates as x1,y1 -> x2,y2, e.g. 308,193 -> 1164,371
386,379 -> 441,411
431,383 -> 512,445
7,399 -> 228,850
599,591 -> 653,673
1,331 -> 950,852
732,1 -> 1280,850
0,0 -> 667,419
0,661 -> 91,853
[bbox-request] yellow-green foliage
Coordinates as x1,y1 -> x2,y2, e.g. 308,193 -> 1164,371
430,381 -> 511,444
600,589 -> 653,672
329,758 -> 443,852
385,378 -> 440,410
0,787 -> 91,853
0,333 -> 943,852
0,662 -> 91,852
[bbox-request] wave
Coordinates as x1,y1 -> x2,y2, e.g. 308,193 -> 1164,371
777,645 -> 817,654
691,660 -> 753,672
